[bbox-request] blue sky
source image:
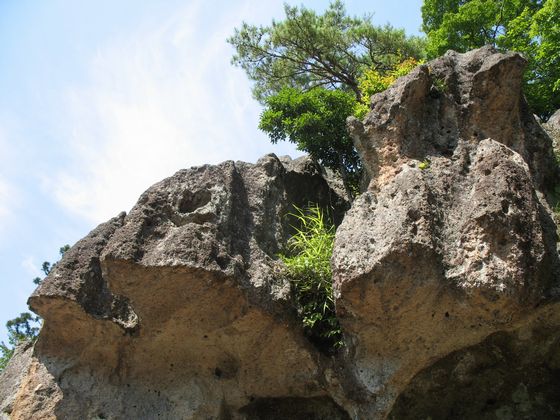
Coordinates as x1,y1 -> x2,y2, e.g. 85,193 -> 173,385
0,0 -> 423,344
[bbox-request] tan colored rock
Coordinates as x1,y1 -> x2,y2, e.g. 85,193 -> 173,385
2,155 -> 350,419
0,341 -> 34,419
337,46 -> 560,417
348,46 -> 557,193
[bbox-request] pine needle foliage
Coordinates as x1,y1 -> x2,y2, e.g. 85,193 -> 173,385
280,205 -> 343,354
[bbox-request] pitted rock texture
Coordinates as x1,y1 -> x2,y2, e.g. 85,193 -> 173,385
543,109 -> 560,157
2,47 -> 560,420
348,45 -> 557,192
1,155 -> 350,420
335,46 -> 560,418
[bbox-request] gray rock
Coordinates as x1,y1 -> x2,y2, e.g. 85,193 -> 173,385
4,154 -> 349,419
348,45 -> 557,192
0,341 -> 33,419
337,46 -> 560,417
542,109 -> 560,159
548,109 -> 560,129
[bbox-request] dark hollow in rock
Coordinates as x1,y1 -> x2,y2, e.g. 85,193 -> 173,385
389,328 -> 560,420
238,396 -> 350,420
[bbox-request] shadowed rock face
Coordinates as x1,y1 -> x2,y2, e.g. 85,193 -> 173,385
2,47 -> 560,420
389,326 -> 560,419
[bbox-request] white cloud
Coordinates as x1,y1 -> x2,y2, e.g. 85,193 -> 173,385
21,256 -> 41,278
45,1 -> 300,224
0,177 -> 14,226
0,126 -> 19,236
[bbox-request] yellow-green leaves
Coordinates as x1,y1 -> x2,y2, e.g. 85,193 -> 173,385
354,58 -> 422,119
280,205 -> 342,353
419,159 -> 431,170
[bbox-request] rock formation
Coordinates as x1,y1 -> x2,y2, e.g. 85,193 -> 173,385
2,46 -> 560,419
547,109 -> 560,130
340,45 -> 560,418
543,108 -> 560,157
1,155 -> 351,419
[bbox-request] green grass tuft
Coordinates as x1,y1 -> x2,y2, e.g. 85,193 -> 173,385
280,205 -> 343,354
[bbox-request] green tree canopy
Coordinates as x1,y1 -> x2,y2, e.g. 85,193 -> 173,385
228,0 -> 425,103
230,2 -> 424,195
257,58 -> 423,196
422,0 -> 559,119
259,86 -> 360,194
504,0 -> 560,119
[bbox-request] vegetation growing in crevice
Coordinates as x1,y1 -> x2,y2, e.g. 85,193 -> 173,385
280,205 -> 342,354
418,159 -> 431,170
354,58 -> 423,119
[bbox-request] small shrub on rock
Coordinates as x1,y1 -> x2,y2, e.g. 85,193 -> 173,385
280,205 -> 343,354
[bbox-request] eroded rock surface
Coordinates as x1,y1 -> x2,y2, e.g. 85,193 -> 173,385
336,46 -> 560,418
2,47 -> 560,420
543,109 -> 560,157
1,155 -> 349,419
0,341 -> 33,419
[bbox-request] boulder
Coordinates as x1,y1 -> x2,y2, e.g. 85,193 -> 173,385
2,155 -> 350,419
337,46 -> 560,417
543,109 -> 560,158
348,46 -> 557,193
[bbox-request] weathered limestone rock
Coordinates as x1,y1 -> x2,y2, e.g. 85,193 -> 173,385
548,109 -> 560,130
337,46 -> 560,417
2,47 -> 559,420
543,109 -> 560,157
1,155 -> 350,419
0,342 -> 34,419
348,46 -> 557,192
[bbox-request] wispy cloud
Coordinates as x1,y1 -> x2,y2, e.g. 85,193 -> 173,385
20,256 -> 41,278
0,177 -> 15,230
0,125 -> 19,237
45,1 -> 299,224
